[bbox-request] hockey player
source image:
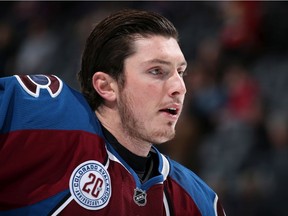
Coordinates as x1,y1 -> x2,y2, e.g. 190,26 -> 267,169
0,9 -> 225,215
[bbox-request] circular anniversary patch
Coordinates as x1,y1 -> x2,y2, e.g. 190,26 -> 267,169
69,160 -> 112,210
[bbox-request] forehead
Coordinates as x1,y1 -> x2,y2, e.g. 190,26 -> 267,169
130,35 -> 186,66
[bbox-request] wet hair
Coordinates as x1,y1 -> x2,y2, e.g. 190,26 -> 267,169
78,9 -> 179,110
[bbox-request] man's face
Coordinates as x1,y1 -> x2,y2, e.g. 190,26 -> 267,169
117,35 -> 187,145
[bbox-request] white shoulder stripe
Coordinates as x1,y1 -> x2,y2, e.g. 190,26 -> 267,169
213,194 -> 226,216
107,149 -> 131,174
160,154 -> 170,180
214,194 -> 218,216
163,192 -> 170,216
51,196 -> 73,216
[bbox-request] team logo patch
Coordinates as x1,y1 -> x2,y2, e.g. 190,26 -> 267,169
69,160 -> 112,210
133,188 -> 147,206
15,75 -> 62,98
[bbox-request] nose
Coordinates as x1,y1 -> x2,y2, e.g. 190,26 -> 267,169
168,72 -> 186,97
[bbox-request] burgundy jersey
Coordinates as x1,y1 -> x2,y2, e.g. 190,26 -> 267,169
0,75 -> 225,215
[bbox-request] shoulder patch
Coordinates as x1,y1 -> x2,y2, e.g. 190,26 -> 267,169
15,74 -> 63,98
69,160 -> 112,210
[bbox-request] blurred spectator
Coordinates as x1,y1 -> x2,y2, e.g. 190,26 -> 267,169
219,1 -> 263,63
187,61 -> 226,135
264,111 -> 288,215
14,19 -> 59,75
252,54 -> 288,113
197,61 -> 265,215
221,62 -> 263,126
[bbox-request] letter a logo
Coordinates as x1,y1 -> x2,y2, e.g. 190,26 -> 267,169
15,74 -> 63,98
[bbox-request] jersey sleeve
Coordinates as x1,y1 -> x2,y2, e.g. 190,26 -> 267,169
0,75 -> 106,212
0,75 -> 99,133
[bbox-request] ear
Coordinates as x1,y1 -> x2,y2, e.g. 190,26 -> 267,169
92,72 -> 117,102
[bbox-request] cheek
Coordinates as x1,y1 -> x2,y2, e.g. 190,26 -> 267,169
144,82 -> 161,95
130,80 -> 157,94
126,89 -> 152,117
125,78 -> 162,108
138,84 -> 160,106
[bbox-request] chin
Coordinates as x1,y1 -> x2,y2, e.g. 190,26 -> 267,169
152,130 -> 175,144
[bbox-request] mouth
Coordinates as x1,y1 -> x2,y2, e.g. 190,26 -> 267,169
159,107 -> 179,116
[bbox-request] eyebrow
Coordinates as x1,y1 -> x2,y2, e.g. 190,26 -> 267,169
143,58 -> 187,68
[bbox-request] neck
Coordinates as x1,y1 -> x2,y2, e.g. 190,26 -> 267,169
96,108 -> 152,157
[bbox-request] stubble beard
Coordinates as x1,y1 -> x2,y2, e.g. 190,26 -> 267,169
118,90 -> 176,145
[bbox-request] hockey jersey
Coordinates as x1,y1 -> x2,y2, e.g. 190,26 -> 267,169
0,75 -> 225,216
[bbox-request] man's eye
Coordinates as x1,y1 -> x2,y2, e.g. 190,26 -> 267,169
149,69 -> 162,75
178,70 -> 187,77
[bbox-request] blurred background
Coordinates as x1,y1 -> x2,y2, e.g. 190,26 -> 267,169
1,1 -> 288,215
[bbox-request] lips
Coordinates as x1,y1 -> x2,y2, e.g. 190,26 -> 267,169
159,104 -> 181,117
160,107 -> 178,115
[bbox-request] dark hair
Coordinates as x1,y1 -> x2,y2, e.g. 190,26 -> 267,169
78,9 -> 179,110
